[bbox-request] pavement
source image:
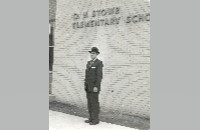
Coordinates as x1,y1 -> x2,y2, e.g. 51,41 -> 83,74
49,110 -> 139,130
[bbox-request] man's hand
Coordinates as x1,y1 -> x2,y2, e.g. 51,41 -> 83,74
93,87 -> 98,92
84,82 -> 87,91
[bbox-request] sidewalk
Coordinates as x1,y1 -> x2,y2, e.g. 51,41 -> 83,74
49,110 -> 139,130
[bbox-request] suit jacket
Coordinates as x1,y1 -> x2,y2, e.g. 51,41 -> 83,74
85,59 -> 103,92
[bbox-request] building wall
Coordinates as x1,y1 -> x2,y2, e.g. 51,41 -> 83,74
52,0 -> 150,118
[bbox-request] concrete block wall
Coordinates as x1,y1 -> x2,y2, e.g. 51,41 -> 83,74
52,0 -> 150,118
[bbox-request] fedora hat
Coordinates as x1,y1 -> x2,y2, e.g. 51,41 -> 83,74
89,47 -> 100,54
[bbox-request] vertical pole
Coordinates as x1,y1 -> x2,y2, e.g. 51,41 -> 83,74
49,23 -> 54,94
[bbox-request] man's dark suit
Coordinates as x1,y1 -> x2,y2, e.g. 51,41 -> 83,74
84,58 -> 103,123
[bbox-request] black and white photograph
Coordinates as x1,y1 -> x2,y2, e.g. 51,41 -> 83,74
49,0 -> 150,130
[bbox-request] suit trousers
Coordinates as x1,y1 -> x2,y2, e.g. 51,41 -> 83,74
86,92 -> 100,123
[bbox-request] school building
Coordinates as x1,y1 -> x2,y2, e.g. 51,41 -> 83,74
50,0 -> 150,118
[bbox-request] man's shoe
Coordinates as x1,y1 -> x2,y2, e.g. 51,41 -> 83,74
89,122 -> 99,125
85,120 -> 91,123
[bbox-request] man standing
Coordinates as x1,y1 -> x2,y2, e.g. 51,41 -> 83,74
84,47 -> 103,125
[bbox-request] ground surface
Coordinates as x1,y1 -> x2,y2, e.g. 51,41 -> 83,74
49,101 -> 150,130
49,110 -> 140,130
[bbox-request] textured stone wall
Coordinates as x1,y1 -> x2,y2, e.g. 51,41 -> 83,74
52,0 -> 150,118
